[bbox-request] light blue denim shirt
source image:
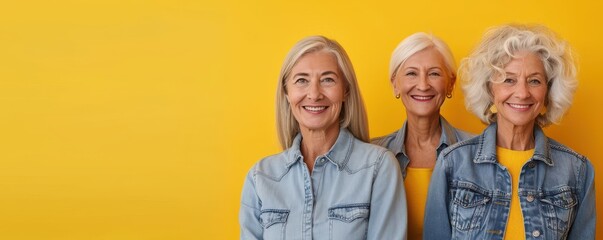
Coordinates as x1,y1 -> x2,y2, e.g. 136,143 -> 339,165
424,123 -> 596,240
239,128 -> 407,240
371,116 -> 473,178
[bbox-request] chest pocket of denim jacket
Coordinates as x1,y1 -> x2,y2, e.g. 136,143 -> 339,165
539,189 -> 577,236
450,186 -> 491,231
328,203 -> 370,240
260,209 -> 289,239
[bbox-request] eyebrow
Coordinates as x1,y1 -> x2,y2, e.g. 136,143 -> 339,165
402,66 -> 443,71
292,73 -> 309,78
292,71 -> 338,78
504,72 -> 546,77
321,71 -> 338,76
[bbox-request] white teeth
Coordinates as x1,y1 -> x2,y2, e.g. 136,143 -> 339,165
412,95 -> 433,100
509,103 -> 530,109
304,106 -> 327,111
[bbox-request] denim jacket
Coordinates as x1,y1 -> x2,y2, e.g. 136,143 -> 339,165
239,128 -> 407,240
371,116 -> 473,178
424,123 -> 596,240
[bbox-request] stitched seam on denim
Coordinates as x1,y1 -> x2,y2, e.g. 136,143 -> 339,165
549,140 -> 587,161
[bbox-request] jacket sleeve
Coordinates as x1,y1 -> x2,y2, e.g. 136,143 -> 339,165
567,159 -> 596,239
239,168 -> 263,240
423,154 -> 452,239
367,150 -> 407,240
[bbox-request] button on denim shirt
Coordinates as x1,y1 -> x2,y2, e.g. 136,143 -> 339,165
240,128 -> 407,240
371,116 -> 473,178
424,123 -> 596,240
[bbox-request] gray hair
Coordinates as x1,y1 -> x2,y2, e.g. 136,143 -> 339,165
460,24 -> 577,126
389,32 -> 457,81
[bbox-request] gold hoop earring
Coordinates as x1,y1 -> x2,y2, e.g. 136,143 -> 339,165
395,94 -> 400,99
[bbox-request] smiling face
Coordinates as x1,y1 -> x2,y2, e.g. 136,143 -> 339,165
490,51 -> 548,130
392,47 -> 454,118
285,50 -> 346,134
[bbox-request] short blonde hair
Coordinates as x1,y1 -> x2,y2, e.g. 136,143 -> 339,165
389,32 -> 457,81
460,24 -> 577,126
276,36 -> 369,149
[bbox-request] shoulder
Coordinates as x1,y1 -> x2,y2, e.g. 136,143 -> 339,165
546,138 -> 592,174
250,150 -> 292,181
440,134 -> 481,160
453,128 -> 477,142
370,130 -> 398,148
547,138 -> 588,162
347,137 -> 396,170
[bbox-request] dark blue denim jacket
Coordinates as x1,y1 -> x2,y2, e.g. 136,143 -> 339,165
424,123 -> 596,239
371,116 -> 473,178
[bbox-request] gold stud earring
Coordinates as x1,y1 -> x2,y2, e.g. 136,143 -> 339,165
489,104 -> 498,113
395,94 -> 400,99
446,92 -> 452,98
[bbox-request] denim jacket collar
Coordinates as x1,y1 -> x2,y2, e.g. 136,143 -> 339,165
474,123 -> 553,166
285,128 -> 353,170
389,116 -> 461,158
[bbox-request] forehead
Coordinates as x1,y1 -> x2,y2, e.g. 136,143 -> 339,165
503,51 -> 545,73
402,47 -> 447,68
291,51 -> 339,73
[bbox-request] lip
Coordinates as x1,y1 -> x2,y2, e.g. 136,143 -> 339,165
411,95 -> 435,101
506,102 -> 533,111
303,105 -> 328,113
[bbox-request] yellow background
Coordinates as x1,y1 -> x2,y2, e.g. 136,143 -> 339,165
1,0 -> 602,239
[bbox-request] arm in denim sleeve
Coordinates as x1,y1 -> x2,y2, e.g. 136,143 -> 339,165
239,168 -> 263,240
423,154 -> 452,240
568,159 -> 596,239
367,150 -> 407,240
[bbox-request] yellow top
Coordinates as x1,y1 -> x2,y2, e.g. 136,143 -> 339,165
404,167 -> 433,240
497,147 -> 534,240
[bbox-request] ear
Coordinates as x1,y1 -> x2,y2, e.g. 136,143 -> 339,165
447,74 -> 457,94
391,77 -> 400,97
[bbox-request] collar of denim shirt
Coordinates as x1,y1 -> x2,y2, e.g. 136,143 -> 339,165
473,122 -> 553,166
389,116 -> 460,158
284,128 -> 353,171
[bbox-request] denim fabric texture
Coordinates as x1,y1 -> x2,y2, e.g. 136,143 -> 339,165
240,128 -> 407,240
424,123 -> 596,240
371,116 -> 474,178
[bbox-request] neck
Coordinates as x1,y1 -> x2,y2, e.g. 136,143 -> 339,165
405,114 -> 441,146
496,121 -> 535,150
300,125 -> 340,171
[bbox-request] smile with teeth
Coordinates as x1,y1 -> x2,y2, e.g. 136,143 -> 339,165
507,103 -> 531,109
411,95 -> 434,101
304,106 -> 328,112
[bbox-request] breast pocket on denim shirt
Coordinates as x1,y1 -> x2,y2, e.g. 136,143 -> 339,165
328,203 -> 370,240
260,209 -> 289,239
539,187 -> 577,236
450,183 -> 491,232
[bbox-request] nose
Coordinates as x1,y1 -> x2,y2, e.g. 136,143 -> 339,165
515,80 -> 531,99
307,79 -> 323,100
417,73 -> 430,91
